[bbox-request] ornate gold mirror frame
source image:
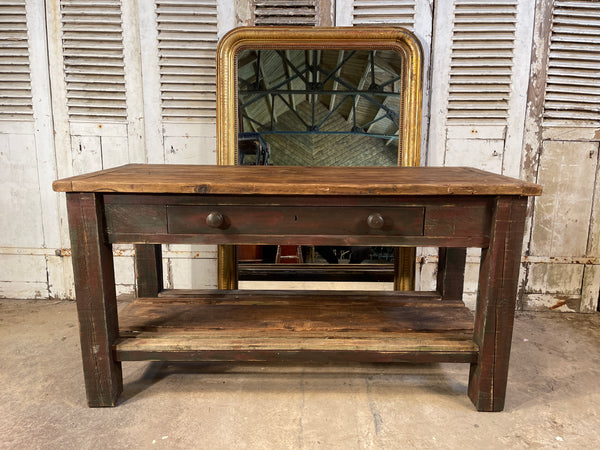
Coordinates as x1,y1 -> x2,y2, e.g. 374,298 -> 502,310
216,26 -> 423,289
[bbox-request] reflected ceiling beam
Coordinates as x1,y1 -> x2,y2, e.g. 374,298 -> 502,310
239,49 -> 401,139
257,51 -> 274,124
329,50 -> 345,112
283,50 -> 296,109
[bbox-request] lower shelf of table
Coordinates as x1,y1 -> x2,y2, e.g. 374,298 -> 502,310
115,290 -> 478,364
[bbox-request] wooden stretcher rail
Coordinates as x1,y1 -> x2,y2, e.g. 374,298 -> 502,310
236,263 -> 396,282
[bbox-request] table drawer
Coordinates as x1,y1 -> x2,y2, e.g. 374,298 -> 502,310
167,205 -> 424,236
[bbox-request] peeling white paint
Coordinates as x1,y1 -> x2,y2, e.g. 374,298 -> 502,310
1,0 -> 598,312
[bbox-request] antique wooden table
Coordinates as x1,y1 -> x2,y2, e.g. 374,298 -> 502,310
53,164 -> 541,411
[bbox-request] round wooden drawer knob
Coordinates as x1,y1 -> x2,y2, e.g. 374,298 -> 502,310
367,212 -> 385,229
206,211 -> 224,228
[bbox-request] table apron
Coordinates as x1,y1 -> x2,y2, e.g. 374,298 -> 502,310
102,194 -> 496,247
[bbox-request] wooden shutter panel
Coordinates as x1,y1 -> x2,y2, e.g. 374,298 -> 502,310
254,0 -> 317,26
157,0 -> 218,120
447,0 -> 518,125
0,0 -> 32,118
60,0 -> 126,121
543,0 -> 600,125
352,0 -> 415,28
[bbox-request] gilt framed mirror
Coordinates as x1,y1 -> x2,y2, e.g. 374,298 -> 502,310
216,26 -> 423,289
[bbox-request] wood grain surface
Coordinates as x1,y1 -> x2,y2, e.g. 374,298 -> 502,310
468,197 -> 528,412
66,193 -> 122,407
115,290 -> 477,364
53,164 -> 542,196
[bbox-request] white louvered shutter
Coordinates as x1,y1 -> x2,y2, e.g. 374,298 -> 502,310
254,0 -> 317,26
156,0 -> 218,120
0,0 -> 32,118
60,0 -> 126,122
447,0 -> 518,126
351,0 -> 415,28
543,0 -> 600,125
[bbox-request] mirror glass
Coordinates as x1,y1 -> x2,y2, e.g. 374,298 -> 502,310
237,49 -> 402,167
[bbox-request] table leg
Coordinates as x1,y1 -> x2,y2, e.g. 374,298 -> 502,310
135,244 -> 163,297
468,196 -> 527,412
437,248 -> 467,301
67,193 -> 122,407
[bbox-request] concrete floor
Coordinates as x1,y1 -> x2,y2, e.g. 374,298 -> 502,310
1,299 -> 599,449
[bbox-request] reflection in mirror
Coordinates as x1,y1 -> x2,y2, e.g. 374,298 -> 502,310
237,49 -> 402,167
236,49 -> 404,267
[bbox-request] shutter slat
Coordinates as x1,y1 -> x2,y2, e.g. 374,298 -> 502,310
67,108 -> 127,118
68,92 -> 126,101
157,32 -> 218,41
449,93 -> 509,101
543,0 -> 600,126
156,0 -> 216,5
161,92 -> 216,101
450,84 -> 509,93
159,59 -> 215,69
161,82 -> 214,90
157,49 -> 215,58
546,76 -> 600,88
160,75 -> 215,85
553,10 -> 600,19
550,48 -> 600,59
255,0 -> 315,6
545,101 -> 600,112
253,7 -> 316,16
61,0 -> 126,121
447,0 -> 517,126
156,6 -> 217,14
0,0 -> 31,118
157,18 -> 217,26
549,60 -> 600,70
548,67 -> 600,78
157,0 -> 218,120
555,0 -> 600,7
544,110 -> 600,120
68,83 -> 126,92
546,93 -> 600,103
0,91 -> 29,99
66,74 -> 124,83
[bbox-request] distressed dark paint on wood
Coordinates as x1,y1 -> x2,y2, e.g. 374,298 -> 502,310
105,204 -> 167,235
157,289 -> 442,300
102,193 -> 487,208
167,205 -> 425,236
237,263 -> 395,282
116,347 -> 477,364
468,196 -> 528,412
424,200 -> 492,238
66,193 -> 122,407
101,194 -> 492,248
107,232 -> 490,248
437,248 -> 467,301
135,244 -> 163,297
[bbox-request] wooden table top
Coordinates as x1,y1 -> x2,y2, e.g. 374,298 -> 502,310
53,164 -> 542,196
